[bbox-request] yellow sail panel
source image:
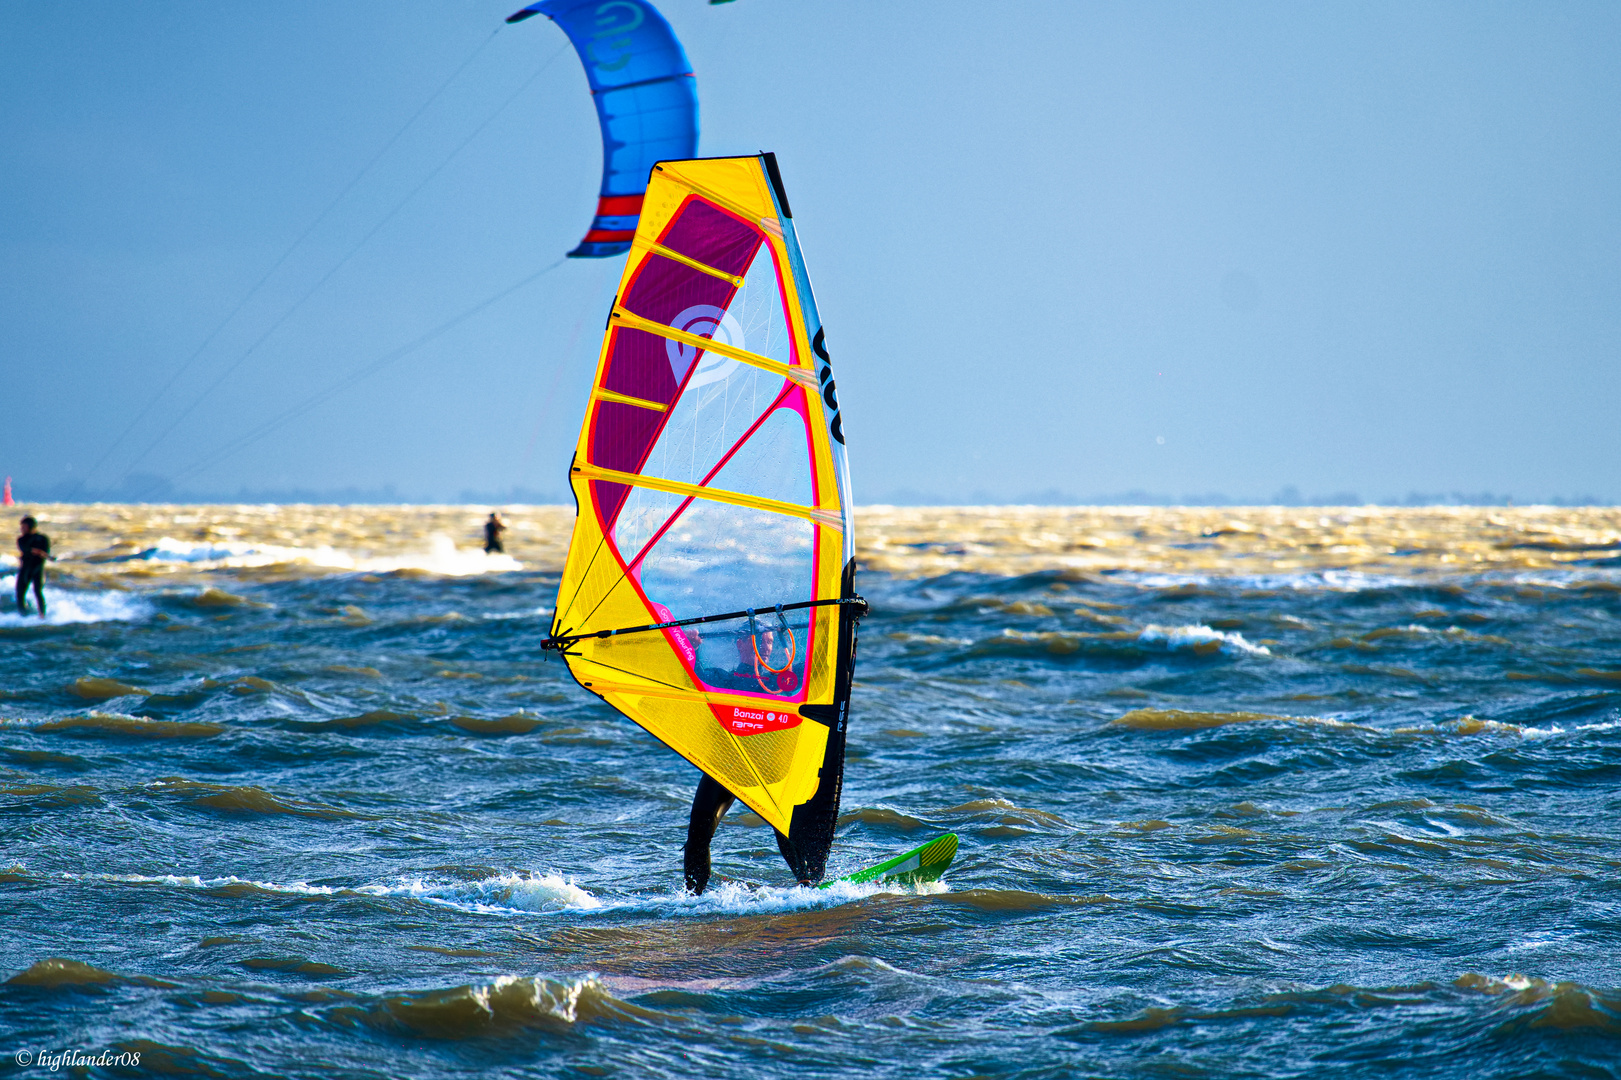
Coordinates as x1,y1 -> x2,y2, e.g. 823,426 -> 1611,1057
550,154 -> 857,840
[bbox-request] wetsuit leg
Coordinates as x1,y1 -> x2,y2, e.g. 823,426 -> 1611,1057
16,564 -> 42,616
683,772 -> 735,894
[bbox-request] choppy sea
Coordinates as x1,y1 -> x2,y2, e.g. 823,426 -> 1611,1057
4,503 -> 1620,1078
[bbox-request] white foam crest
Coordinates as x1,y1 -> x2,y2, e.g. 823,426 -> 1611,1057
352,535 -> 523,577
69,869 -> 600,913
1489,569 -> 1621,588
1119,569 -> 1410,592
1120,567 -> 1621,592
1505,933 -> 1566,953
481,607 -> 553,622
0,578 -> 152,626
1138,623 -> 1271,656
70,867 -> 943,918
68,872 -> 343,895
620,876 -> 948,918
385,875 -> 913,918
1576,720 -> 1621,735
1469,973 -> 1542,992
113,536 -> 354,569
1399,716 -> 1573,740
366,872 -> 602,913
1469,716 -> 1568,739
116,534 -> 520,576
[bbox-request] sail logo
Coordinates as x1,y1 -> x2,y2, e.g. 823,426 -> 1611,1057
669,304 -> 744,388
812,328 -> 844,445
585,1 -> 645,73
711,703 -> 801,736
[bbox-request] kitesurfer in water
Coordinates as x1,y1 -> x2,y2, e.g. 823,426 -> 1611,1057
15,515 -> 50,617
483,512 -> 507,554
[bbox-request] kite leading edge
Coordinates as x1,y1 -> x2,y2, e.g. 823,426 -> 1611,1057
507,0 -> 699,257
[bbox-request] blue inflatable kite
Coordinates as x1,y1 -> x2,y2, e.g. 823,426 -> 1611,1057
507,0 -> 699,258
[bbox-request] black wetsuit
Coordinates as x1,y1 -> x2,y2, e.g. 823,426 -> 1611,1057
16,532 -> 48,617
483,521 -> 505,554
684,773 -> 811,894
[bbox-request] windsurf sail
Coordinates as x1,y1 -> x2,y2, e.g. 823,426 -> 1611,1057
506,0 -> 699,258
543,153 -> 859,879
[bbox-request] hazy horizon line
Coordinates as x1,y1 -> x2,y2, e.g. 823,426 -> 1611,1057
8,497 -> 1615,510
7,477 -> 1612,510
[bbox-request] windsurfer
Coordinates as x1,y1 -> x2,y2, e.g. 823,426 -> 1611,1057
539,153 -> 856,897
682,622 -> 808,894
15,515 -> 50,617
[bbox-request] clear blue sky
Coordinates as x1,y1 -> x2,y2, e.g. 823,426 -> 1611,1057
4,1 -> 1619,503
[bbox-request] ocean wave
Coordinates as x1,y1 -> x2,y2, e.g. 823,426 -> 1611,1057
1117,569 -> 1413,592
1392,716 -> 1621,740
4,957 -> 176,990
374,873 -> 603,914
324,974 -> 626,1039
67,869 -> 605,914
1138,623 -> 1270,656
969,623 -> 1268,660
100,534 -> 521,577
143,779 -> 360,819
1118,566 -> 1621,593
369,872 -> 939,919
32,713 -> 225,739
0,578 -> 151,626
1109,709 -> 1621,741
1075,974 -> 1613,1036
1111,708 -> 1342,732
70,868 -> 940,919
479,607 -> 553,621
1455,973 -> 1621,1034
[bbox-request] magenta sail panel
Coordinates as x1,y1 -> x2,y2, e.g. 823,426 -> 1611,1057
660,200 -> 762,276
589,196 -> 769,535
600,328 -> 681,404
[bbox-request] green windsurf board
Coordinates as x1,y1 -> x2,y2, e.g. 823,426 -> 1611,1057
820,832 -> 958,889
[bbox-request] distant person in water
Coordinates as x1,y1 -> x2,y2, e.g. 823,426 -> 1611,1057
483,512 -> 507,555
15,515 -> 50,617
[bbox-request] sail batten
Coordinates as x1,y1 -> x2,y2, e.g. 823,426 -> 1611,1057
609,307 -> 818,388
593,387 -> 669,412
573,463 -> 841,529
631,239 -> 747,286
549,154 -> 857,846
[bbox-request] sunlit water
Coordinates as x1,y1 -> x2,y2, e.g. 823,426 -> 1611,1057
3,504 -> 1620,1078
